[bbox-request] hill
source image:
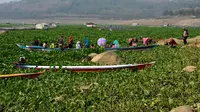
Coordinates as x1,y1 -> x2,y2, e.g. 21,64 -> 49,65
0,0 -> 200,19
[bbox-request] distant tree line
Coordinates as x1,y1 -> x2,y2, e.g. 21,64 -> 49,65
163,8 -> 200,17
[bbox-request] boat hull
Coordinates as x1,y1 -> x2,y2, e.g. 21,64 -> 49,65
16,44 -> 69,51
105,45 -> 158,51
0,71 -> 45,79
16,62 -> 155,72
17,44 -> 158,51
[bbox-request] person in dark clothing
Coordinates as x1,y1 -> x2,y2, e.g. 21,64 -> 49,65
128,38 -> 133,46
39,41 -> 43,46
183,28 -> 189,45
59,35 -> 64,47
18,57 -> 28,64
33,40 -> 39,46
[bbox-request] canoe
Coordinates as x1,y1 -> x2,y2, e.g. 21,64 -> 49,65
16,44 -> 69,51
105,45 -> 159,51
0,71 -> 45,79
16,44 -> 43,49
16,62 -> 155,72
17,44 -> 158,51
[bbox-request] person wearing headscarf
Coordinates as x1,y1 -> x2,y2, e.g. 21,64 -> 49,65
68,36 -> 73,48
84,37 -> 90,48
76,41 -> 82,49
113,40 -> 120,48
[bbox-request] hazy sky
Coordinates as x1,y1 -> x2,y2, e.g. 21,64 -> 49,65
0,0 -> 20,4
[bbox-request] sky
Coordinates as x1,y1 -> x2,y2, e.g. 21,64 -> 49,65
0,0 -> 20,4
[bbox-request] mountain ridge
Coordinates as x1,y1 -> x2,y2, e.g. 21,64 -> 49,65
0,0 -> 200,19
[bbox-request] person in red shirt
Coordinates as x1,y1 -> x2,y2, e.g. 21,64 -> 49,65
168,38 -> 177,48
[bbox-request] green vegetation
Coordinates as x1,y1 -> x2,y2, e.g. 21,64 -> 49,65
1,25 -> 200,111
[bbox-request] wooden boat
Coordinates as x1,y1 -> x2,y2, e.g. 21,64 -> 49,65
105,45 -> 158,51
17,44 -> 158,51
16,62 -> 155,72
0,71 -> 45,79
16,44 -> 70,51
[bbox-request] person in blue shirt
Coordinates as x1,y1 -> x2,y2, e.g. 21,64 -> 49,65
113,40 -> 120,48
84,37 -> 90,48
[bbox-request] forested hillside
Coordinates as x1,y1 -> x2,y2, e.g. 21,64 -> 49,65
0,0 -> 200,19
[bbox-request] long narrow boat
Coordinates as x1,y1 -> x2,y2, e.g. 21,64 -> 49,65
17,44 -> 158,51
16,44 -> 69,51
16,62 -> 155,72
0,71 -> 45,79
105,45 -> 159,51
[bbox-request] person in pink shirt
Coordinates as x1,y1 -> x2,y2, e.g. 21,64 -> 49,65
111,44 -> 115,48
142,37 -> 152,46
90,44 -> 95,48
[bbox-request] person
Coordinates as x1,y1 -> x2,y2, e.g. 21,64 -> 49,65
33,40 -> 39,46
128,38 -> 138,47
90,44 -> 95,48
18,57 -> 27,64
111,44 -> 115,48
43,41 -> 47,48
84,37 -> 90,48
76,41 -> 82,49
132,38 -> 138,46
50,42 -> 55,48
59,35 -> 64,47
168,38 -> 177,48
183,28 -> 189,45
55,42 -> 59,48
39,41 -> 43,46
113,40 -> 120,48
68,36 -> 73,48
142,37 -> 152,46
128,38 -> 133,46
105,44 -> 110,48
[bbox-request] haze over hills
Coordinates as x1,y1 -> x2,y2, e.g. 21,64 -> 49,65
0,0 -> 200,19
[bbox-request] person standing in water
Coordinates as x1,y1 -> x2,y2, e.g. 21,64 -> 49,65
183,28 -> 189,45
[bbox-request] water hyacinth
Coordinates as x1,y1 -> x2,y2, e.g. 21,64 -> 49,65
0,25 -> 200,111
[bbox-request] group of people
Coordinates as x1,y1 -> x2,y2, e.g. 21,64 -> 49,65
32,36 -> 153,49
128,37 -> 153,47
164,28 -> 189,48
32,35 -> 96,49
32,28 -> 189,49
75,37 -> 95,49
32,35 -> 74,49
